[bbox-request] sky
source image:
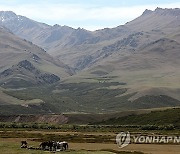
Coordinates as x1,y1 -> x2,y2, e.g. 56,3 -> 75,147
0,0 -> 180,31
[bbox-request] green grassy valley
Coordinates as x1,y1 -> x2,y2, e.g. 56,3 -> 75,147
1,81 -> 179,114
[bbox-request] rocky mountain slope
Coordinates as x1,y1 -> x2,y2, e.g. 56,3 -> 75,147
0,26 -> 74,88
0,11 -> 133,70
64,8 -> 180,108
1,8 -> 180,71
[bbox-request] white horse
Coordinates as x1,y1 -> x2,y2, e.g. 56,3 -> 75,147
55,141 -> 68,151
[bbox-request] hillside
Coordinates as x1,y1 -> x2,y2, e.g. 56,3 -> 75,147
0,107 -> 177,125
0,26 -> 75,112
0,26 -> 74,88
97,108 -> 180,127
64,8 -> 180,105
3,82 -> 180,114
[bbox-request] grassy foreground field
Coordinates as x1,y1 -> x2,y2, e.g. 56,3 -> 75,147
0,127 -> 179,154
0,135 -> 180,154
0,108 -> 180,153
0,138 -> 143,154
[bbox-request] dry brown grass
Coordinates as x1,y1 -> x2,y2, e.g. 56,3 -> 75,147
69,143 -> 180,154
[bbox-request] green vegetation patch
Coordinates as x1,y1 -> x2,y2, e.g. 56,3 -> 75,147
2,82 -> 180,114
97,108 -> 180,129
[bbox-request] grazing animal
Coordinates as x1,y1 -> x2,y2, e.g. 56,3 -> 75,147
39,141 -> 68,151
40,141 -> 49,150
39,141 -> 55,151
56,141 -> 68,151
47,141 -> 54,151
21,141 -> 28,148
62,141 -> 68,150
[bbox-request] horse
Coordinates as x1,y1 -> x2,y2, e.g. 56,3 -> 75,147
62,141 -> 68,150
39,141 -> 47,150
39,141 -> 54,151
56,141 -> 68,151
39,141 -> 68,151
21,141 -> 28,148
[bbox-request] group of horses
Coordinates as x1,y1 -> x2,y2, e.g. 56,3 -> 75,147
39,141 -> 68,151
21,140 -> 68,151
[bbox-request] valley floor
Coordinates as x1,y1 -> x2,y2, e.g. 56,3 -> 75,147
0,138 -> 180,154
0,129 -> 179,154
71,143 -> 180,154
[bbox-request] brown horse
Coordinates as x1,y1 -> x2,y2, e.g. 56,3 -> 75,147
39,141 -> 55,151
21,141 -> 28,148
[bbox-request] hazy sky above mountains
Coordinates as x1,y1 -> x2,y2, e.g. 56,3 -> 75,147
0,0 -> 180,30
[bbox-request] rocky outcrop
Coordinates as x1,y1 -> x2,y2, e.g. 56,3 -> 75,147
39,73 -> 60,84
0,68 -> 13,77
0,60 -> 60,87
17,60 -> 35,71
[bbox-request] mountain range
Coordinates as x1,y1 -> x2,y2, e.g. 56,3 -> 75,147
0,8 -> 180,114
